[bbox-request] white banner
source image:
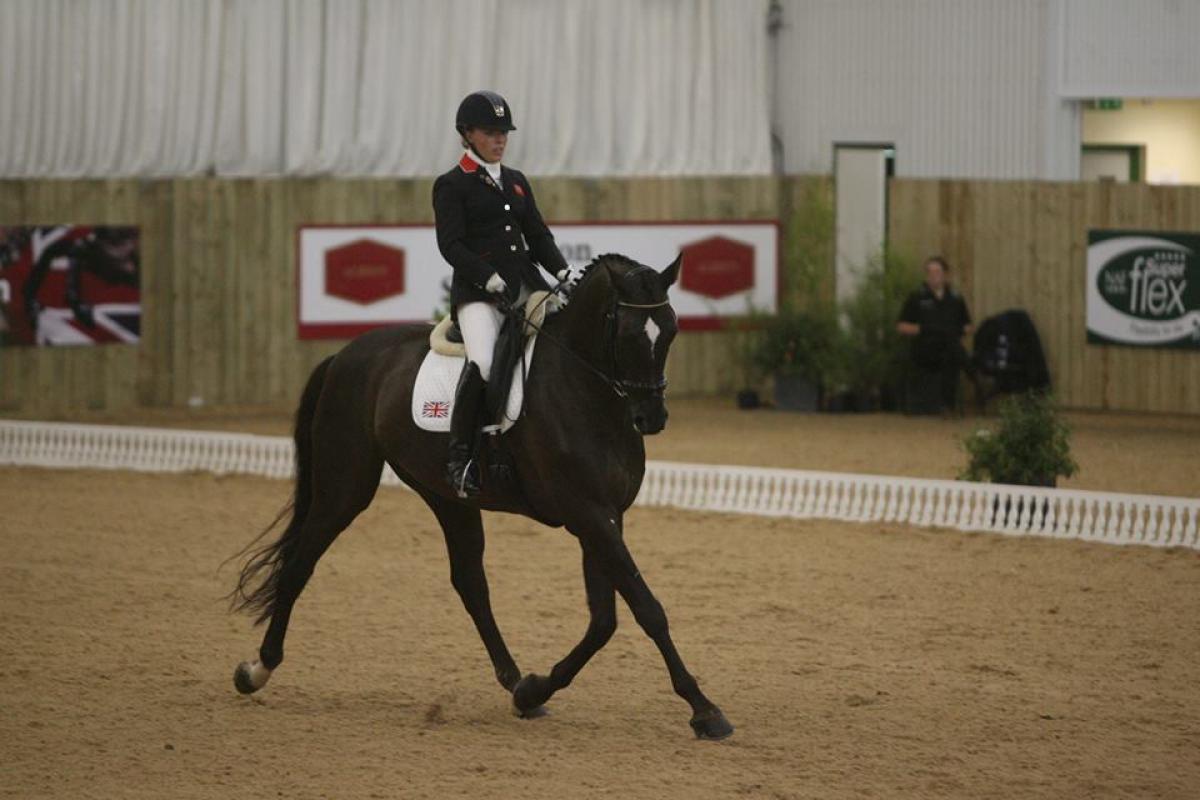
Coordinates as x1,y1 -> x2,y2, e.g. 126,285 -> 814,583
297,226 -> 448,339
297,222 -> 778,338
1086,231 -> 1200,349
554,222 -> 778,329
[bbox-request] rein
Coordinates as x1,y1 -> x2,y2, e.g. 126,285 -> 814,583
499,286 -> 670,401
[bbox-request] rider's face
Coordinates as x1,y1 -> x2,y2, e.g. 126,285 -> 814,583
465,127 -> 508,163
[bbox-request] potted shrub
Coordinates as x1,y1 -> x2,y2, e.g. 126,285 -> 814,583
830,249 -> 922,412
960,391 -> 1078,487
726,182 -> 839,411
722,312 -> 768,409
749,309 -> 838,411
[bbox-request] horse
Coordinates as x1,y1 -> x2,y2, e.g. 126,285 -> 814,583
228,252 -> 734,740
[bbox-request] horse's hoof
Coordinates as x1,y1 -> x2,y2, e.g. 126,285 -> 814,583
690,708 -> 734,741
233,660 -> 271,695
512,673 -> 553,716
510,701 -> 550,719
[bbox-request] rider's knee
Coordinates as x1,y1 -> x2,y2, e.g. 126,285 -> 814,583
472,355 -> 493,383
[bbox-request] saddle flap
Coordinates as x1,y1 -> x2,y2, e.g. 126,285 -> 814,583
413,334 -> 539,435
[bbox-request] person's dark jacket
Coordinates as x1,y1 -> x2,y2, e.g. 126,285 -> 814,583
899,283 -> 971,368
432,154 -> 567,312
972,309 -> 1050,393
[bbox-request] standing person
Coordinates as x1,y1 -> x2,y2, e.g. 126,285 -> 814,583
432,90 -> 569,498
896,256 -> 973,413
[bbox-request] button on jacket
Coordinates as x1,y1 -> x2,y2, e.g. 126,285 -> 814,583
433,153 -> 568,313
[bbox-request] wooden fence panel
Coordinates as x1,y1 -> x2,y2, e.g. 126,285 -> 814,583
889,178 -> 1200,414
5,174 -> 1195,416
1,175 -> 828,414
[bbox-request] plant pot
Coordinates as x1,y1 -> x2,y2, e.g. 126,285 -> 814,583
826,390 -> 853,413
879,382 -> 900,412
851,390 -> 880,413
736,389 -> 761,410
773,372 -> 819,412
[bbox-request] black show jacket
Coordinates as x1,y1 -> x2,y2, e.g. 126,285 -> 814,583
432,153 -> 568,311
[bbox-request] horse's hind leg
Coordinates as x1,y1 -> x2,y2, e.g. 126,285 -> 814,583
234,443 -> 383,694
511,547 -> 615,715
419,491 -> 521,692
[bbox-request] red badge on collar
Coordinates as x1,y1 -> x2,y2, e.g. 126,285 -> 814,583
513,183 -> 525,197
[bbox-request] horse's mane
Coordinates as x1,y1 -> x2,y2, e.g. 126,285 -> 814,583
572,252 -> 643,289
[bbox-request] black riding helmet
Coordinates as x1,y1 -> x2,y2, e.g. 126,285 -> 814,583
455,90 -> 516,133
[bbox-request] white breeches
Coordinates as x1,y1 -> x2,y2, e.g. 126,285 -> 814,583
458,285 -> 529,382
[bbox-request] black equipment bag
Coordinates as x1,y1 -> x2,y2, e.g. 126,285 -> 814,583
971,309 -> 1050,394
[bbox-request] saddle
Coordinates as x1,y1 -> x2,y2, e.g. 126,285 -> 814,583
413,291 -> 554,436
428,291 -> 553,357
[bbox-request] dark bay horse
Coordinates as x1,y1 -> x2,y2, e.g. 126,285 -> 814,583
229,253 -> 734,740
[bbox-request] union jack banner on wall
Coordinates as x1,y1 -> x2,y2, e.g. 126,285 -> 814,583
0,225 -> 141,347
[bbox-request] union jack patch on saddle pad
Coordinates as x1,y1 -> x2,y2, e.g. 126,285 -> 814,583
422,400 -> 450,419
411,346 -> 538,435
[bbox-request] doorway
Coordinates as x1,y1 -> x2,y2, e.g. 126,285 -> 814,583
1081,144 -> 1143,182
834,144 -> 894,305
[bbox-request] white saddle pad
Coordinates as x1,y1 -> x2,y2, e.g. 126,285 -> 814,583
411,336 -> 538,434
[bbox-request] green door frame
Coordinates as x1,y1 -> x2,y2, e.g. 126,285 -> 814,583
1081,143 -> 1145,182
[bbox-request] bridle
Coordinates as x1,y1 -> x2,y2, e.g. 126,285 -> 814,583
604,296 -> 671,396
502,271 -> 672,401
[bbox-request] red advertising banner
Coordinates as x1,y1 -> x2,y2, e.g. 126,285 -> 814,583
0,226 -> 141,346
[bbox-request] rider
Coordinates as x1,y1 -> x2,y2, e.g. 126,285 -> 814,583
432,90 -> 570,498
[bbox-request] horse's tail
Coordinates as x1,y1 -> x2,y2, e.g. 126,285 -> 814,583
227,355 -> 334,625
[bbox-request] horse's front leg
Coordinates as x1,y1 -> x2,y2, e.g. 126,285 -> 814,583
511,545 -> 616,715
575,514 -> 735,738
515,513 -> 732,739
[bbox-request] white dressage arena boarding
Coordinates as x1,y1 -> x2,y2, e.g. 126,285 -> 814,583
1,420 -> 1197,551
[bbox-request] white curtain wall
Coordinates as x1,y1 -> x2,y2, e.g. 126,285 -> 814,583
0,0 -> 772,177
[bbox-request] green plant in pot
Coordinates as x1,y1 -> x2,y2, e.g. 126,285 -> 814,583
832,249 -> 922,411
749,308 -> 838,411
960,391 -> 1078,487
727,181 -> 839,410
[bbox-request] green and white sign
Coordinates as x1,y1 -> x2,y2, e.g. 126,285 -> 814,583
1087,230 -> 1200,349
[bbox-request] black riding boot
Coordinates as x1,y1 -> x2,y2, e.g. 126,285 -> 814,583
446,361 -> 486,498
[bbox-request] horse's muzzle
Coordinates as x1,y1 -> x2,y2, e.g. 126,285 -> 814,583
632,397 -> 668,435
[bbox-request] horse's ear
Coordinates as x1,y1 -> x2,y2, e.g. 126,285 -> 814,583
660,254 -> 682,289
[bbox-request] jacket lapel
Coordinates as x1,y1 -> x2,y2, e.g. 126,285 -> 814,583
477,170 -> 502,193
459,152 -> 504,194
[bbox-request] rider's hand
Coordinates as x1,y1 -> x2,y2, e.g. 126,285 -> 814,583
555,268 -> 571,284
485,273 -> 508,295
